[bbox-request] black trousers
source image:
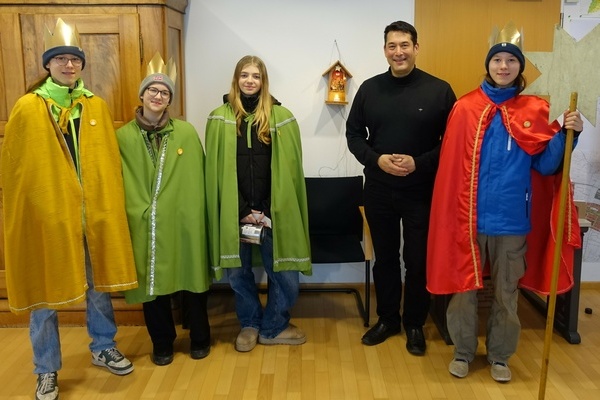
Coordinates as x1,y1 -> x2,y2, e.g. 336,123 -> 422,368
364,180 -> 432,329
143,291 -> 210,354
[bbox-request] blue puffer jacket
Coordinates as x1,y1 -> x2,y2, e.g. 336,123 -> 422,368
477,80 -> 573,235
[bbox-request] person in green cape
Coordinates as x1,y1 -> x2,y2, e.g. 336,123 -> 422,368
205,55 -> 312,352
116,52 -> 212,366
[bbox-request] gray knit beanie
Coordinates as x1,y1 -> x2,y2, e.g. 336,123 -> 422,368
139,73 -> 175,101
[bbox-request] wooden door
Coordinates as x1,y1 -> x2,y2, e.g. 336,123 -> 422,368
415,0 -> 561,98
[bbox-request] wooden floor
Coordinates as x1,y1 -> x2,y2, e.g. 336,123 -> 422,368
1,287 -> 599,400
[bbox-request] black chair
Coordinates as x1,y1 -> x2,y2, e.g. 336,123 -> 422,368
304,176 -> 373,327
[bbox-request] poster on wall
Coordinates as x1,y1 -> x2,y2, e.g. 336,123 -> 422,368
581,0 -> 600,17
560,10 -> 600,267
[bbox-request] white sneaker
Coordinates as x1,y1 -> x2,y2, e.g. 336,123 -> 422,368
36,372 -> 58,400
448,358 -> 469,378
91,347 -> 134,375
490,361 -> 511,382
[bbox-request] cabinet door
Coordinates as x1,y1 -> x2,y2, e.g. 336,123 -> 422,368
0,14 -> 26,134
0,14 -> 25,284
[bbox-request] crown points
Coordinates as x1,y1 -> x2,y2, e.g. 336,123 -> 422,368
489,21 -> 523,50
44,18 -> 82,51
146,52 -> 177,84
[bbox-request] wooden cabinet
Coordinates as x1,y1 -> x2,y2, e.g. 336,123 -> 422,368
0,1 -> 188,317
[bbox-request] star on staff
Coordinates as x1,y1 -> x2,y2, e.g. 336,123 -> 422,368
523,24 -> 600,126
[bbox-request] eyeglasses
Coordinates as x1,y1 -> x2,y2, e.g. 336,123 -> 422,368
53,56 -> 83,67
146,87 -> 171,99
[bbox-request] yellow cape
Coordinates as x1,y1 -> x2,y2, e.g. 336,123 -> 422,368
1,93 -> 138,314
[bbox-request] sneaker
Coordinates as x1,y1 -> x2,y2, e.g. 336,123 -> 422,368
235,327 -> 259,352
449,358 -> 469,378
258,324 -> 306,345
490,361 -> 511,382
36,372 -> 58,400
91,347 -> 134,375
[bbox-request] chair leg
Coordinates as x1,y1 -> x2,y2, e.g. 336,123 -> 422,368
364,260 -> 370,327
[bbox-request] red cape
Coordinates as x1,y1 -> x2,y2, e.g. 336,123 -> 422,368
427,87 -> 581,295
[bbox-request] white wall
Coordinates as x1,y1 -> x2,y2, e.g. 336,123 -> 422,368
184,0 -> 414,283
183,1 -> 599,283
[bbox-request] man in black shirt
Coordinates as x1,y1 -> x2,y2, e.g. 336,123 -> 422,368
346,20 -> 456,355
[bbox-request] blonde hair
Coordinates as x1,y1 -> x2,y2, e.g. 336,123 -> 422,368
227,55 -> 274,144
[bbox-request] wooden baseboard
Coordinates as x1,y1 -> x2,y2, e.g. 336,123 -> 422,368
0,296 -> 144,327
581,281 -> 600,290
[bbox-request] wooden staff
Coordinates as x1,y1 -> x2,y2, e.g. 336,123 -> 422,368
538,92 -> 578,400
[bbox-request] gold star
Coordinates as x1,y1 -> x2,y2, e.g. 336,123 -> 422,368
523,24 -> 600,126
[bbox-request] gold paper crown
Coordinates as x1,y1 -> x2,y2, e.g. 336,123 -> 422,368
44,18 -> 82,51
146,52 -> 177,84
488,21 -> 523,50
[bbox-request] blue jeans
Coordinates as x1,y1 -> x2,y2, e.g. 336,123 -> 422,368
227,229 -> 300,338
30,248 -> 118,374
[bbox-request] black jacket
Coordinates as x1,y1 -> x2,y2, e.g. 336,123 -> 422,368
225,93 -> 280,219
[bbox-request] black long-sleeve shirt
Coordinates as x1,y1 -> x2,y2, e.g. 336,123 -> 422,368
346,67 -> 456,190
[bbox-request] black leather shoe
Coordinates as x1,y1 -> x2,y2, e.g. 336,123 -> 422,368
151,352 -> 174,366
361,321 -> 401,346
190,345 -> 210,360
405,326 -> 426,356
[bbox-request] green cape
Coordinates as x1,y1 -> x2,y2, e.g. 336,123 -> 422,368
117,118 -> 213,303
204,103 -> 312,275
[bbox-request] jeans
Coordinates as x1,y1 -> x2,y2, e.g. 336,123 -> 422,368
364,180 -> 432,329
227,229 -> 300,338
30,248 -> 118,374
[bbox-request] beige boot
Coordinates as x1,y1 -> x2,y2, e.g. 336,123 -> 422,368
258,324 -> 306,345
235,327 -> 259,352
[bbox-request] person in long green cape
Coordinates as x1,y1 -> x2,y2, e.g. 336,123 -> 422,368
117,52 -> 212,366
205,55 -> 311,352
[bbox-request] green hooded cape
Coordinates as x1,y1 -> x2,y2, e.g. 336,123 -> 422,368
116,118 -> 214,304
204,103 -> 312,275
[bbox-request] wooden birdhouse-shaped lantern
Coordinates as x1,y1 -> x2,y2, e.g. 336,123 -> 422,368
323,60 -> 352,105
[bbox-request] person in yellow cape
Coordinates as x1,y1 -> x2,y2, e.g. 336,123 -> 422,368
1,18 -> 137,400
204,55 -> 311,353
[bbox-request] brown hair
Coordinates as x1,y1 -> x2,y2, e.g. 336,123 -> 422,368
27,73 -> 51,93
227,55 -> 274,144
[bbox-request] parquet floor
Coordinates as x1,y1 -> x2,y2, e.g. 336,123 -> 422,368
0,287 -> 599,399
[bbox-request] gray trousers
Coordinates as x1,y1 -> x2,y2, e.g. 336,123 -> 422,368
446,234 -> 526,364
